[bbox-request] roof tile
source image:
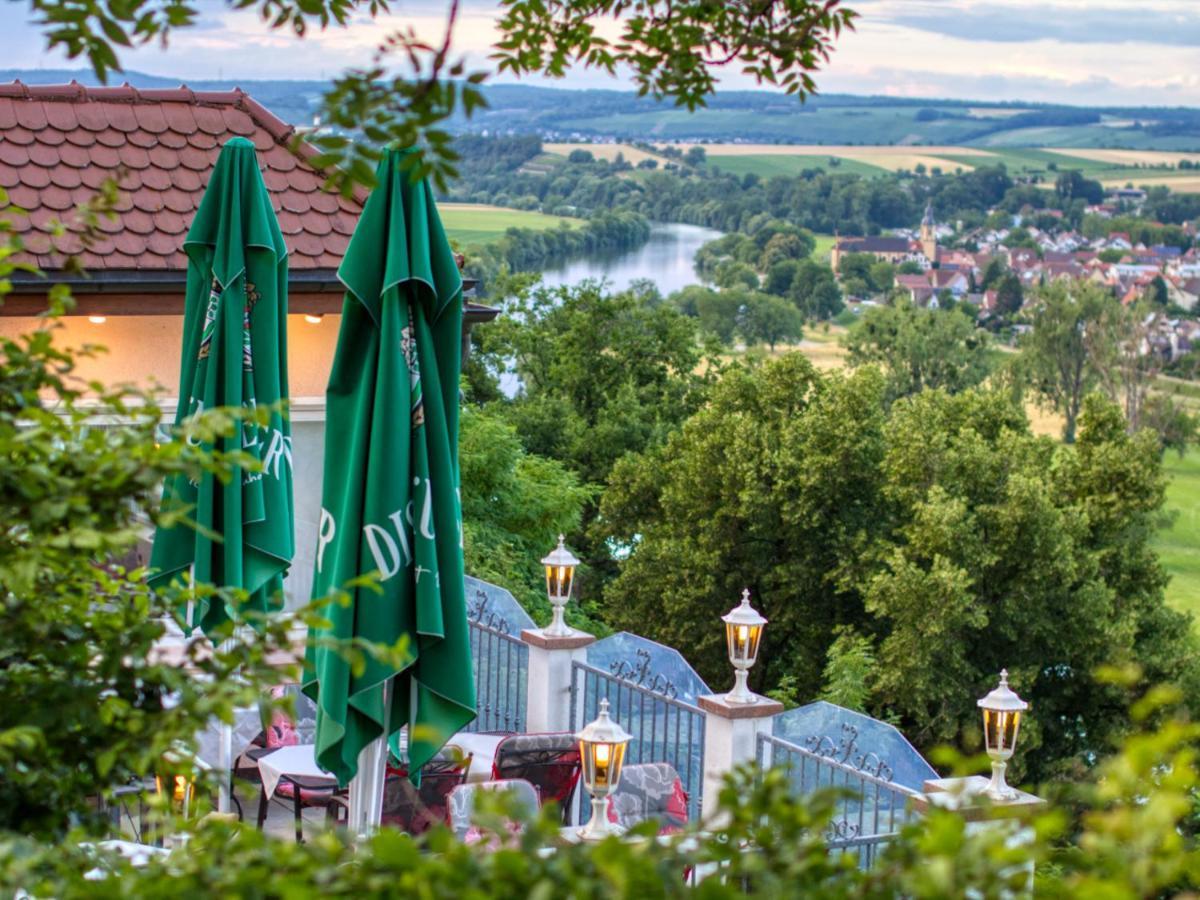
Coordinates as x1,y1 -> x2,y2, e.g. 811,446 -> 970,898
104,102 -> 138,132
5,126 -> 34,146
0,81 -> 369,272
13,101 -> 48,130
134,103 -> 169,134
62,128 -> 96,148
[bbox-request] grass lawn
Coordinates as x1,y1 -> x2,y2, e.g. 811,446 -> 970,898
1156,449 -> 1200,618
813,233 -> 836,261
439,203 -> 578,248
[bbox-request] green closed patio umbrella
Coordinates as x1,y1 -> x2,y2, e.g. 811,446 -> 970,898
302,149 -> 475,819
150,136 -> 294,633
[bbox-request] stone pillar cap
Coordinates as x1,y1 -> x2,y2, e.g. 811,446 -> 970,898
520,628 -> 596,650
698,693 -> 784,719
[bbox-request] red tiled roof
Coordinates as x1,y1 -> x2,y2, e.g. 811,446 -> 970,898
0,80 -> 365,273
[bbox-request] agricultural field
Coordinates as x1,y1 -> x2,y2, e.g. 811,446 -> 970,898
675,143 -> 1200,192
543,142 -> 663,165
440,203 -> 578,248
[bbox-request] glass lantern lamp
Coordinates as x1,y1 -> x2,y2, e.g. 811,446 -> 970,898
575,698 -> 632,840
541,534 -> 580,637
977,669 -> 1029,801
722,589 -> 767,704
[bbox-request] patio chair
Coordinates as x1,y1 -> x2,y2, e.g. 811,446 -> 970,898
606,762 -> 689,835
380,755 -> 472,835
447,778 -> 540,842
251,708 -> 303,830
275,774 -> 345,843
491,732 -> 581,824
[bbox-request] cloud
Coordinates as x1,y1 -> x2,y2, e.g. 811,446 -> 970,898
881,2 -> 1200,47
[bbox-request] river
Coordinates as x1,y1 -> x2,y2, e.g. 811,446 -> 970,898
539,222 -> 723,296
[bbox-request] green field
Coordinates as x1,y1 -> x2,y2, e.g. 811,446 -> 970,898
813,233 -> 836,261
704,146 -> 1200,190
440,203 -> 578,247
708,154 -> 886,179
1156,449 -> 1200,618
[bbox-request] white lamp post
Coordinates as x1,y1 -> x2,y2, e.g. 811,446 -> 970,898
977,669 -> 1028,802
541,534 -> 580,637
722,589 -> 767,704
575,698 -> 632,841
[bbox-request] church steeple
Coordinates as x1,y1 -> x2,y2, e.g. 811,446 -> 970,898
920,202 -> 938,265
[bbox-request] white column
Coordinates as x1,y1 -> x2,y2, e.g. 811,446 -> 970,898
520,629 -> 595,734
697,693 -> 784,821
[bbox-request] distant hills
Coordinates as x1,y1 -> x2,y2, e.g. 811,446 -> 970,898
4,69 -> 1200,150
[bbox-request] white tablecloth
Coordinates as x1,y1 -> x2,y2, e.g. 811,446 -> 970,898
257,732 -> 509,798
447,733 -> 506,783
257,745 -> 337,800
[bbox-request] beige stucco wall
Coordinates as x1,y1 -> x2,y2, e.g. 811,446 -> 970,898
0,312 -> 342,610
0,313 -> 342,401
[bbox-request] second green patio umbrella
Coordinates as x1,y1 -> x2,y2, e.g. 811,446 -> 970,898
302,149 -> 475,808
150,136 -> 294,634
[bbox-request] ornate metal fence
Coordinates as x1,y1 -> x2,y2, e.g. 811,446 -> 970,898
569,651 -> 706,821
464,591 -> 528,734
756,725 -> 922,869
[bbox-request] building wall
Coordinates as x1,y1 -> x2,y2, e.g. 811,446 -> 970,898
0,312 -> 342,398
1,312 -> 342,611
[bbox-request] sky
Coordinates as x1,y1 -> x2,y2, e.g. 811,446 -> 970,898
3,0 -> 1200,106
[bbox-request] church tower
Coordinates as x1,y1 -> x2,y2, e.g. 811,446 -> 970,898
920,202 -> 938,265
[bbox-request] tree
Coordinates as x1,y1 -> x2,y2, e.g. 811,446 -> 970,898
764,259 -> 801,296
843,303 -> 991,400
1056,170 -> 1105,205
866,391 -> 1192,780
1086,301 -> 1198,452
1019,280 -> 1111,443
715,260 -> 760,290
684,145 -> 708,167
789,259 -> 844,320
598,357 -> 891,699
738,292 -> 804,350
759,232 -> 814,269
459,407 -> 593,624
994,272 -> 1025,317
598,355 -> 1197,781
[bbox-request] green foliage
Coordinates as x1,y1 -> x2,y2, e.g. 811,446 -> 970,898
459,406 -> 593,626
738,291 -> 804,350
33,0 -> 855,191
1019,280 -> 1111,443
817,627 -> 875,712
843,303 -> 991,401
0,227 -> 310,838
789,258 -> 844,320
598,356 -> 1197,781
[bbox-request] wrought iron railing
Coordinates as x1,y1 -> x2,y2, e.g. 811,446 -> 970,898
757,727 -> 922,870
570,658 -> 706,822
464,596 -> 528,734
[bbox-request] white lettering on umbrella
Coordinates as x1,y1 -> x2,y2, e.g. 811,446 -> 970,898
261,430 -> 292,480
316,508 -> 336,574
362,510 -> 414,583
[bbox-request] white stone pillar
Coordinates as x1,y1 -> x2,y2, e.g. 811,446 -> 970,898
697,693 -> 784,821
521,629 -> 595,734
913,776 -> 1045,890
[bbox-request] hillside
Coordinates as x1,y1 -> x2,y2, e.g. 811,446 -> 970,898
4,70 -> 1200,150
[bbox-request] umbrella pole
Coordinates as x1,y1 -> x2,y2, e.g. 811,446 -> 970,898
347,677 -> 392,835
217,637 -> 235,815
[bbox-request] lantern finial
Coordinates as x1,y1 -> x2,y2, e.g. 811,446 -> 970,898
541,535 -> 580,637
722,589 -> 767,704
977,668 -> 1028,801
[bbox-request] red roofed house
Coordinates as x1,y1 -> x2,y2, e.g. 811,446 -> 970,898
0,81 -> 494,602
